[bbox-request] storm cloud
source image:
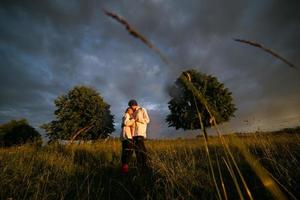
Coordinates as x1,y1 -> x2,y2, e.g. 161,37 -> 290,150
1,0 -> 299,138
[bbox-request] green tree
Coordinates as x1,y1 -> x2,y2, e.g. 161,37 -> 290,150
42,86 -> 115,141
166,69 -> 236,138
0,119 -> 41,147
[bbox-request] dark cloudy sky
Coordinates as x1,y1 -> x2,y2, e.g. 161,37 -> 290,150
1,0 -> 300,138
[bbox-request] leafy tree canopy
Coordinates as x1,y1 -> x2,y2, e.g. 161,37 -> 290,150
0,119 -> 41,147
42,86 -> 115,141
166,69 -> 236,133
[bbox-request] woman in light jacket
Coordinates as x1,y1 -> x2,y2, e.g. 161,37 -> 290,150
120,107 -> 135,173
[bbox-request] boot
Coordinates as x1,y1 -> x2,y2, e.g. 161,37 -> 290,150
121,164 -> 129,174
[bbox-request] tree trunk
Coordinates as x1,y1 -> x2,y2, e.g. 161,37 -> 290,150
69,125 -> 94,144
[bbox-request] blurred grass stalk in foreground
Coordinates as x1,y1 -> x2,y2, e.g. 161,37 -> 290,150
182,73 -> 289,200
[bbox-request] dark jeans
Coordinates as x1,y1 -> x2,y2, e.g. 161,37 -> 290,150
133,136 -> 148,168
121,139 -> 133,165
121,136 -> 148,168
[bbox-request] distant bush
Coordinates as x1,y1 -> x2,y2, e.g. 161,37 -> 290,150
276,126 -> 300,134
0,119 -> 41,147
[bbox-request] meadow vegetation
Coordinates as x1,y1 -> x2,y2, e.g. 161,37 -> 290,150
0,133 -> 299,200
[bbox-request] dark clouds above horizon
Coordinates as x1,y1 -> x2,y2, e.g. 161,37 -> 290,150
1,0 -> 300,138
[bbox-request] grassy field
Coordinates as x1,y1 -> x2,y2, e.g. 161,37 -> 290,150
0,133 -> 299,200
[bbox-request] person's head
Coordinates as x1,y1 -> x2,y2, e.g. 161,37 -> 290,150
125,107 -> 134,115
128,99 -> 138,110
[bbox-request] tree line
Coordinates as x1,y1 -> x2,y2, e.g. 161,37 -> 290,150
0,69 -> 236,146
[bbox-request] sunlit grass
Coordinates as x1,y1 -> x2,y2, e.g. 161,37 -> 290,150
0,134 -> 299,200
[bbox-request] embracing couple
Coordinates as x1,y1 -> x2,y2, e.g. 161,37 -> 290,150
120,99 -> 150,174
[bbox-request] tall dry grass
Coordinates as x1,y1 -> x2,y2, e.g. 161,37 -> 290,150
0,135 -> 299,200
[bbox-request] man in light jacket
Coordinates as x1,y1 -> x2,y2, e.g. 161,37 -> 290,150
128,99 -> 150,169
